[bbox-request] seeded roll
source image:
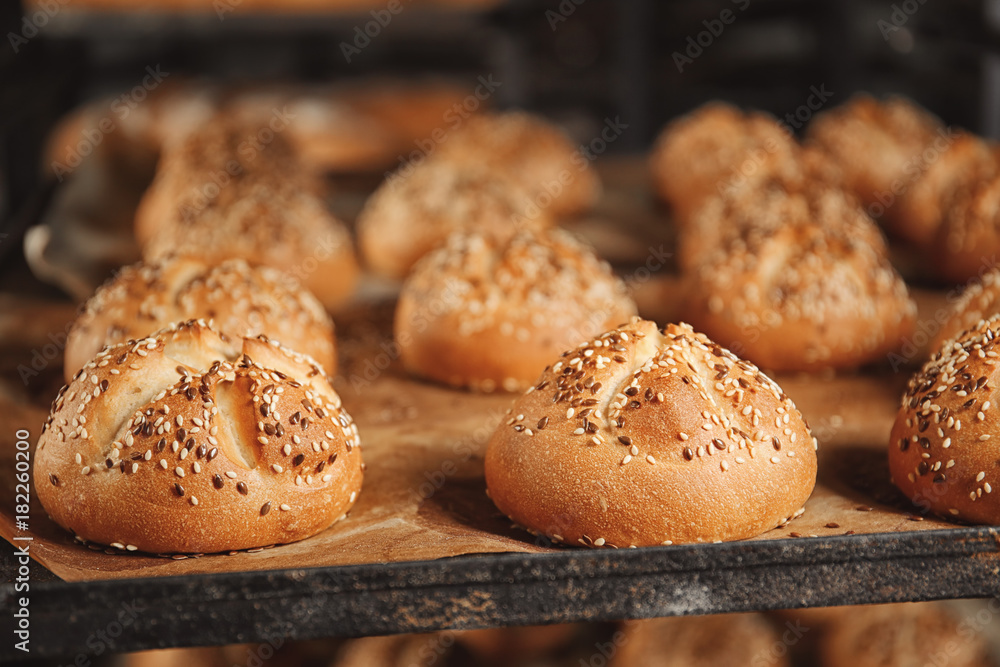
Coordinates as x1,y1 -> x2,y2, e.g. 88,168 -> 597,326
679,176 -> 867,273
807,94 -> 946,244
932,269 -> 1000,352
936,172 -> 1000,284
485,319 -> 817,547
434,111 -> 601,218
683,201 -> 916,372
610,614 -> 790,667
65,256 -> 337,382
135,120 -> 359,311
890,315 -> 1000,524
396,228 -> 637,393
35,320 -> 362,554
357,160 -> 551,280
650,102 -> 800,226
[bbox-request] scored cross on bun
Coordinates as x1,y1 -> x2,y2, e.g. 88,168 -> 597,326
682,192 -> 916,372
64,256 -> 337,382
35,320 -> 363,554
485,318 -> 817,548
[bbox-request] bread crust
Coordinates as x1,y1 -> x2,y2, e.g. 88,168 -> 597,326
36,320 -> 362,554
650,102 -> 799,226
807,94 -> 945,243
682,190 -> 916,372
936,171 -> 1000,283
358,160 -> 551,280
135,120 -> 358,311
932,269 -> 1000,352
435,111 -> 600,218
484,319 -> 818,547
890,315 -> 1000,524
395,228 -> 636,392
64,256 -> 337,382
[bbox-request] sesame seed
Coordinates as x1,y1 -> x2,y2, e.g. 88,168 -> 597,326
622,455 -> 632,464
279,504 -> 291,511
225,471 -> 237,479
322,474 -> 333,482
646,455 -> 656,464
770,456 -> 780,464
594,538 -> 606,546
190,496 -> 199,506
272,464 -> 283,473
175,467 -> 185,477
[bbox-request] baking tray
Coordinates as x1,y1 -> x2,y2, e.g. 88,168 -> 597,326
2,159 -> 1000,661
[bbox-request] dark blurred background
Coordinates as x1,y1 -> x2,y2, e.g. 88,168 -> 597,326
0,0 -> 997,266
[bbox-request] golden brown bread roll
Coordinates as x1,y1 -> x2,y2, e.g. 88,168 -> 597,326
895,132 -> 997,248
932,269 -> 1000,351
818,603 -> 992,667
936,172 -> 1000,284
890,315 -> 1000,524
357,160 -> 551,280
485,318 -> 818,547
650,102 -> 799,226
64,256 -> 337,382
35,320 -> 362,554
135,120 -> 359,311
682,192 -> 916,372
807,94 -> 946,243
611,614 -> 791,667
434,110 -> 601,218
395,228 -> 636,393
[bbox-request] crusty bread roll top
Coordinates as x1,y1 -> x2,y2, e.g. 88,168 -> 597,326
485,318 -> 817,547
36,320 -> 363,554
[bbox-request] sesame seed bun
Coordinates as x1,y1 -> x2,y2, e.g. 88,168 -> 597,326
650,102 -> 799,226
357,160 -> 552,280
889,315 -> 1000,525
35,320 -> 363,554
434,111 -> 601,218
935,171 -> 1000,284
682,194 -> 916,372
610,614 -> 790,667
896,132 -> 997,250
134,120 -> 359,311
65,256 -> 337,383
484,319 -> 818,547
395,228 -> 637,393
807,94 -> 944,244
932,269 -> 1000,352
818,603 -> 992,667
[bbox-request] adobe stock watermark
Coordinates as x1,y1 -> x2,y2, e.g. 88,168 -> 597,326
50,65 -> 171,182
750,619 -> 809,666
178,106 -> 296,222
546,0 -> 588,31
7,0 -> 70,53
384,75 -> 502,190
715,83 -> 835,198
864,126 -> 957,222
347,277 -> 467,394
410,407 -> 506,505
339,0 -> 415,63
673,0 -> 752,73
511,115 -> 629,228
887,256 -> 1000,372
877,0 -> 928,41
